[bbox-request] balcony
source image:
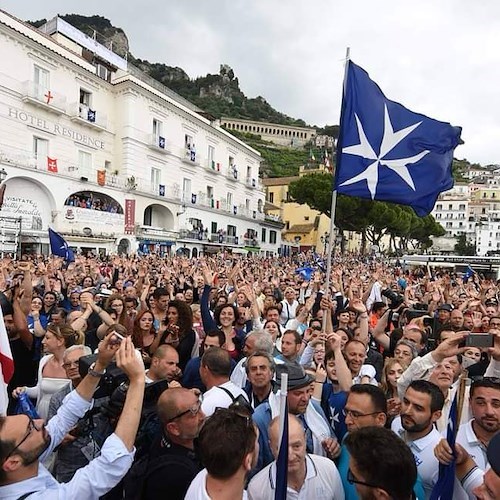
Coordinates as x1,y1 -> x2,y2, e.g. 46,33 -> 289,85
209,233 -> 239,245
204,159 -> 222,174
21,81 -> 66,115
244,237 -> 260,247
70,103 -> 107,131
178,229 -> 209,241
135,225 -> 178,240
147,134 -> 169,154
227,165 -> 238,182
246,177 -> 257,189
181,146 -> 199,166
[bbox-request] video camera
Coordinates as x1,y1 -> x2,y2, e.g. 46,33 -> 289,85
381,288 -> 405,309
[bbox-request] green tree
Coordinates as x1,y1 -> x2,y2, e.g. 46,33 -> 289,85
454,234 -> 476,255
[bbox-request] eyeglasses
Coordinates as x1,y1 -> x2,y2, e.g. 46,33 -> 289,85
4,415 -> 41,461
62,361 -> 80,369
167,395 -> 203,423
347,468 -> 384,490
343,409 -> 383,419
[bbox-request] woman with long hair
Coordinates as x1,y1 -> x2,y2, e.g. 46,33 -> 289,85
131,309 -> 157,366
380,357 -> 407,420
200,264 -> 245,361
151,299 -> 198,371
13,325 -> 84,420
104,293 -> 127,325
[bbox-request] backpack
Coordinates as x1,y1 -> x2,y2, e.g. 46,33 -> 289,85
217,385 -> 254,414
123,450 -> 196,499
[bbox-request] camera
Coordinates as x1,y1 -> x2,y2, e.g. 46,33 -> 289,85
381,288 -> 405,309
460,334 -> 494,349
79,354 -> 128,399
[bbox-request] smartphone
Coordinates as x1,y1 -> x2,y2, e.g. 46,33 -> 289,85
110,331 -> 125,345
463,334 -> 494,349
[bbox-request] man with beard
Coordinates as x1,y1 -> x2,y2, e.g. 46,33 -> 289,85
247,414 -> 344,499
185,405 -> 258,500
434,377 -> 500,473
392,380 -> 446,498
0,335 -> 145,499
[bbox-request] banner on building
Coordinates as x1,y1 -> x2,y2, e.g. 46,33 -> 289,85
124,199 -> 136,234
97,170 -> 106,186
47,157 -> 58,173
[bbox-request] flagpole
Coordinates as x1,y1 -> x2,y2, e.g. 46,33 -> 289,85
322,47 -> 350,332
277,373 -> 288,449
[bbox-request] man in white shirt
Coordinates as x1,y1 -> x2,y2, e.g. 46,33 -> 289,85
248,414 -> 345,499
200,347 -> 248,417
392,379 -> 445,498
185,406 -> 258,500
0,335 -> 145,500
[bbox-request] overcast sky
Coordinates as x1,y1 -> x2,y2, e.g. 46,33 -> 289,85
2,0 -> 499,165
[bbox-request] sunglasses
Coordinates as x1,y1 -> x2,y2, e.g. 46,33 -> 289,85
167,395 -> 203,423
347,468 -> 384,490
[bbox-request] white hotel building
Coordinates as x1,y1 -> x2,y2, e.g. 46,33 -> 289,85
0,12 -> 283,257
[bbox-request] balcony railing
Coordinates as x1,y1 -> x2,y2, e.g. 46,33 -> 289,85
178,229 -> 209,241
147,134 -> 168,153
135,225 -> 178,240
227,165 -> 238,181
210,233 -> 239,245
205,159 -> 222,174
70,103 -> 107,130
22,81 -> 66,114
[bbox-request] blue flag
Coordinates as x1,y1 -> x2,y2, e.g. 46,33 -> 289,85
274,400 -> 288,500
48,228 -> 75,262
430,391 -> 458,500
295,265 -> 314,281
462,265 -> 475,283
334,61 -> 462,216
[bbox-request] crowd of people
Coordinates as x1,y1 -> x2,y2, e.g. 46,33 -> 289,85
0,251 -> 499,499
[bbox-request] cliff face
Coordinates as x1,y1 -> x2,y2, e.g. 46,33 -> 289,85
28,15 -> 305,126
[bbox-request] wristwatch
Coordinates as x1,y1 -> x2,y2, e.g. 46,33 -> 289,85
88,362 -> 106,377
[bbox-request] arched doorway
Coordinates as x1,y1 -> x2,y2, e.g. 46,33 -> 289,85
143,203 -> 174,228
117,238 -> 130,255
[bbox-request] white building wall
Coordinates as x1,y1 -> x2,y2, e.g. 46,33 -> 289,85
0,12 -> 280,256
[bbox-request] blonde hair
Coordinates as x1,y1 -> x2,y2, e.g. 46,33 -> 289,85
380,358 -> 408,398
47,325 -> 84,348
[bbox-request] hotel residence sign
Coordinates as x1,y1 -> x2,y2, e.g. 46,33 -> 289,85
8,107 -> 105,150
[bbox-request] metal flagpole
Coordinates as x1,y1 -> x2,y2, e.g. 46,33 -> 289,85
322,47 -> 350,332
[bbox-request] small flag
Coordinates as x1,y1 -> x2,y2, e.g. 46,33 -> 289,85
87,109 -> 96,123
0,306 -> 14,385
429,391 -> 458,500
462,265 -> 475,283
334,61 -> 461,217
309,148 -> 316,161
47,157 -> 58,173
48,228 -> 75,262
296,265 -> 314,281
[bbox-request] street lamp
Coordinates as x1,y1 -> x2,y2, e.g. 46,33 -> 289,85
320,232 -> 329,255
0,168 -> 7,183
0,168 -> 7,209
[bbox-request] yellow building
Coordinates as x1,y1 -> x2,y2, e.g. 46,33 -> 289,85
262,163 -> 360,252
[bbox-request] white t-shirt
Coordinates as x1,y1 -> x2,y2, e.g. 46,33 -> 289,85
248,454 -> 345,500
201,381 -> 249,417
352,364 -> 378,386
185,469 -> 248,500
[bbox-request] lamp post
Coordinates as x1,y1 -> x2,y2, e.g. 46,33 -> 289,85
0,167 -> 7,209
320,232 -> 330,255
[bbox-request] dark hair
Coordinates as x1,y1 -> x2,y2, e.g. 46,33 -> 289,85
201,330 -> 226,354
349,384 -> 388,414
201,347 -> 232,377
168,300 -> 193,337
470,377 -> 500,398
336,308 -> 350,318
372,302 -> 387,314
264,305 -> 281,317
198,408 -> 256,479
213,303 -> 239,326
132,309 -> 156,348
282,329 -> 301,345
345,426 -> 417,500
153,287 -> 169,300
51,307 -> 67,321
408,380 -> 445,413
104,293 -> 127,325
